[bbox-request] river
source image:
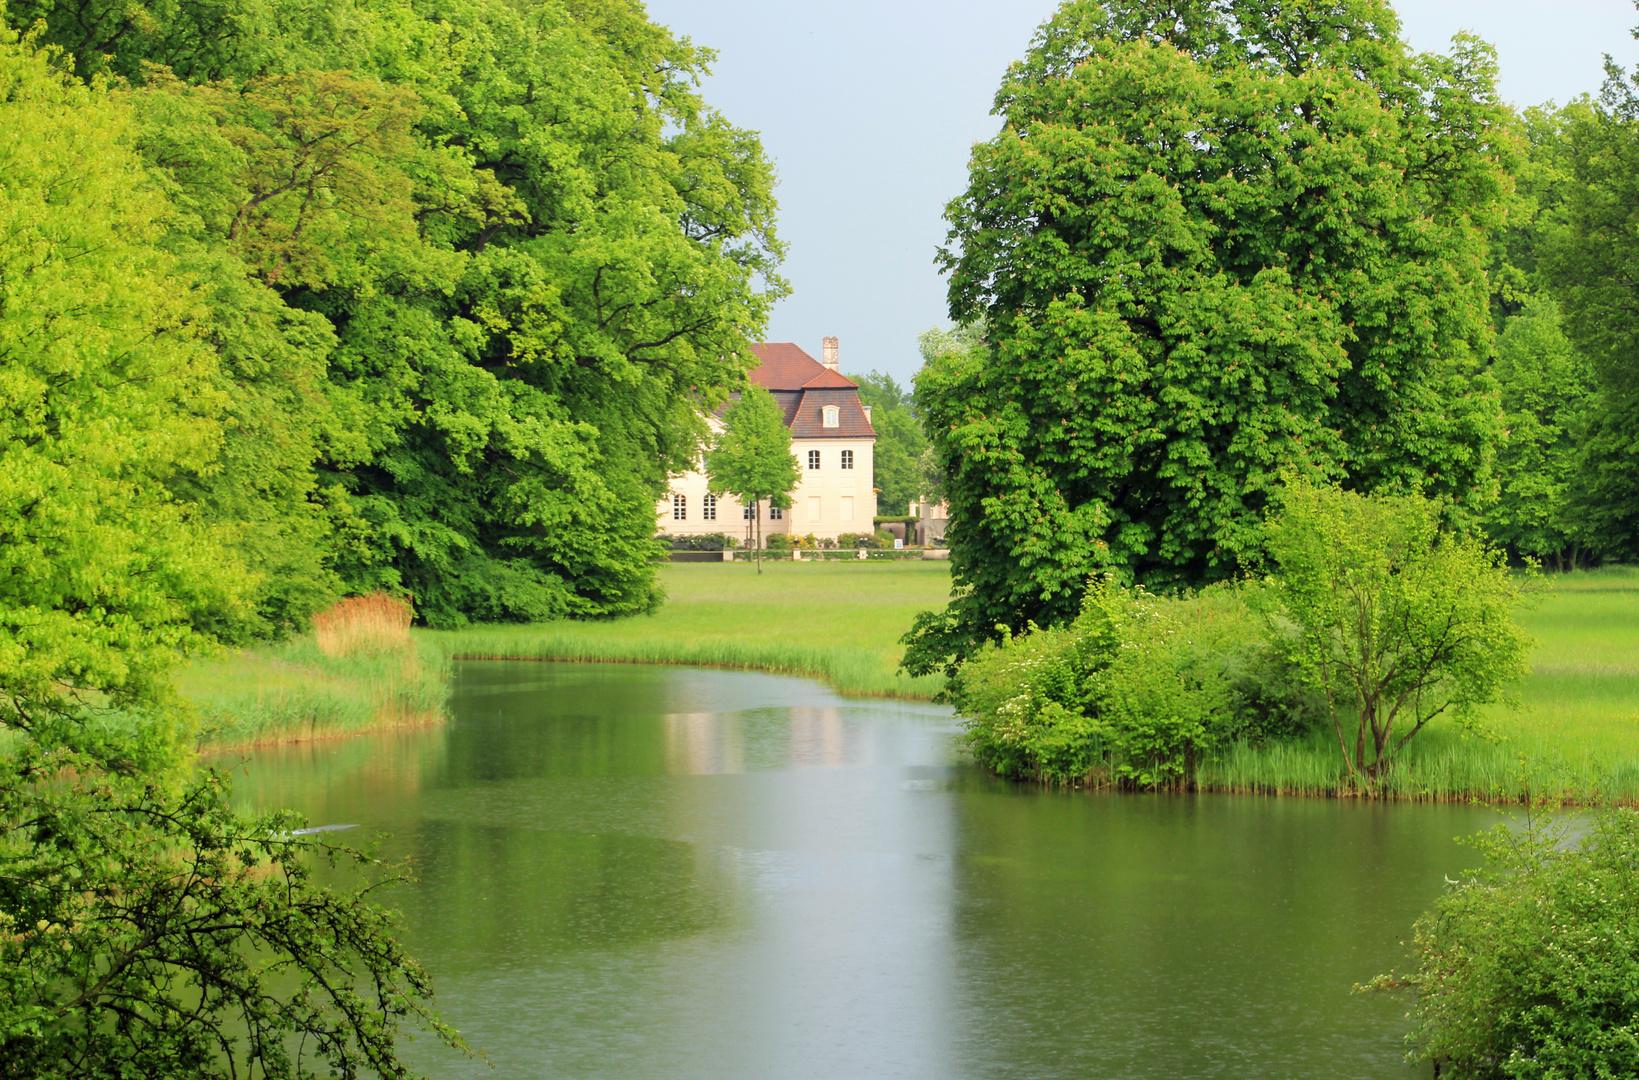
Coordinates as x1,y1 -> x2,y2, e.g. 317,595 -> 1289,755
230,660 -> 1497,1079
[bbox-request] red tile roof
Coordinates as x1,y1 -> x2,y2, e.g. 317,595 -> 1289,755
742,343 -> 875,439
749,343 -> 858,390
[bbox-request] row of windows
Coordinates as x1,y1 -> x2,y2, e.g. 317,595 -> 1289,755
806,449 -> 853,470
670,494 -> 784,521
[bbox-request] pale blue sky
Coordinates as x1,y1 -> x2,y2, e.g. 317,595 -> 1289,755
644,1 -> 1639,384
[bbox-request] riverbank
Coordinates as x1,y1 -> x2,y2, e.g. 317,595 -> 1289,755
180,563 -> 1639,803
426,561 -> 952,699
182,599 -> 450,753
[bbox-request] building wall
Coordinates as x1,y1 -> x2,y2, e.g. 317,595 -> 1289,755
656,436 -> 878,546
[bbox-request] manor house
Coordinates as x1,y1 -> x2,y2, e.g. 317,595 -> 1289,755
658,338 -> 877,546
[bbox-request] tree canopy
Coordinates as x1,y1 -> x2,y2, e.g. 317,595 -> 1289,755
907,0 -> 1513,674
4,0 -> 786,629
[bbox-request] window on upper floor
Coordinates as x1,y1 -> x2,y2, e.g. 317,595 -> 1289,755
702,494 -> 716,521
822,405 -> 839,428
770,505 -> 782,520
743,503 -> 756,520
807,449 -> 821,469
672,494 -> 686,520
840,449 -> 854,470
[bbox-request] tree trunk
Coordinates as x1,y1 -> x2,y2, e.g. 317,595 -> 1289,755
755,501 -> 762,575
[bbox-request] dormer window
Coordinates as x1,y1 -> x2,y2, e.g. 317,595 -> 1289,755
822,405 -> 839,428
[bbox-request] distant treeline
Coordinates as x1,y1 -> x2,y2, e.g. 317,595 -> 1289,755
3,0 -> 782,634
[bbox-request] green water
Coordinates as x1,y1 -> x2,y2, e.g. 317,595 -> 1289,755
231,660 -> 1497,1079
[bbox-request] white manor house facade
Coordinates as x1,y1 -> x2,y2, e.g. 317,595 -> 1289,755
658,338 -> 877,546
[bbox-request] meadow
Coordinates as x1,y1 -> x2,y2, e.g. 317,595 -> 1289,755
425,560 -> 954,698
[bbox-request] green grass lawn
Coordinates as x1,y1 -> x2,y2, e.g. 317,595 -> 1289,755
427,560 -> 955,698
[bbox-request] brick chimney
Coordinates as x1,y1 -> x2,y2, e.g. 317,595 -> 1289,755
822,335 -> 839,370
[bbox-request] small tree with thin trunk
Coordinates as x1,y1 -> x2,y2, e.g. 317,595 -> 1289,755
706,385 -> 799,574
1262,483 -> 1533,791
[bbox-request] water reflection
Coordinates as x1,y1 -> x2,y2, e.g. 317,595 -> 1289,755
231,661 -> 1489,1079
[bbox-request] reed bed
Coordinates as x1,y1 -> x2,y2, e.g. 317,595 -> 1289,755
184,593 -> 449,752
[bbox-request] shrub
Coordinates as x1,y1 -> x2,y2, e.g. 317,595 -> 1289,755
1264,482 -> 1533,787
838,532 -> 887,549
666,533 -> 737,551
957,578 -> 1295,787
1370,808 -> 1639,1079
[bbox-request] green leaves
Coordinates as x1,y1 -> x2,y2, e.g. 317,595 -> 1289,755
1263,482 -> 1532,785
705,385 -> 799,568
1378,808 -> 1639,1079
914,0 -> 1512,666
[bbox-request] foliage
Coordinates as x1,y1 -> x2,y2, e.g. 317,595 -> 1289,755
706,385 -> 800,570
848,369 -> 927,517
1369,807 -> 1639,1079
1263,483 -> 1532,787
0,744 -> 463,1079
838,532 -> 889,549
1483,297 -> 1598,567
0,28 -> 459,1076
0,23 -> 243,733
666,533 -> 738,552
5,0 -> 787,629
908,0 -> 1512,673
1539,62 -> 1639,562
956,578 -> 1290,787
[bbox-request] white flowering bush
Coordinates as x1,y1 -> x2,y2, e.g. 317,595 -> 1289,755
956,577 -> 1282,786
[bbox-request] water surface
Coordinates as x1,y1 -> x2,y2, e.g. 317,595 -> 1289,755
234,661 -> 1496,1079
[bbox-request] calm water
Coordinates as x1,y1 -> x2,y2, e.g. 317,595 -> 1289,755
231,661 -> 1498,1079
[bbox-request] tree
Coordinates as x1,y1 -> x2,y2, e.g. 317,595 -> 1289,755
849,370 -> 927,517
1540,56 -> 1639,562
1371,808 -> 1639,1079
905,0 -> 1512,675
1262,483 -> 1531,788
1484,298 -> 1598,569
0,26 -> 459,1075
9,0 -> 788,628
705,385 -> 800,573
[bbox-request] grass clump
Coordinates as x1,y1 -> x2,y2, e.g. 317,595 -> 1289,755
183,593 -> 449,751
426,561 -> 953,699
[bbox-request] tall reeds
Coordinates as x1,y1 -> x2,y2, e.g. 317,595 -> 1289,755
188,593 -> 449,751
313,593 -> 413,657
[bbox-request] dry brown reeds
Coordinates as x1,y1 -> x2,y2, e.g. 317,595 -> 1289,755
312,593 -> 413,658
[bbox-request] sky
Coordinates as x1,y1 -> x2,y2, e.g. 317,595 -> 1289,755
643,0 -> 1639,385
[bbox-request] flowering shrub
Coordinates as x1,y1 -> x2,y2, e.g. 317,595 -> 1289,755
956,578 -> 1312,787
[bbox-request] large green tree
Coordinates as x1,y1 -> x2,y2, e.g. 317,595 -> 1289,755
1539,57 -> 1639,561
0,28 -> 459,1075
8,0 -> 786,628
906,0 -> 1512,675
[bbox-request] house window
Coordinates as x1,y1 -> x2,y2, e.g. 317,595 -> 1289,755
770,505 -> 782,520
743,503 -> 757,520
807,449 -> 821,470
808,496 -> 821,522
672,494 -> 686,520
822,405 -> 839,428
702,494 -> 716,521
840,449 -> 853,470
